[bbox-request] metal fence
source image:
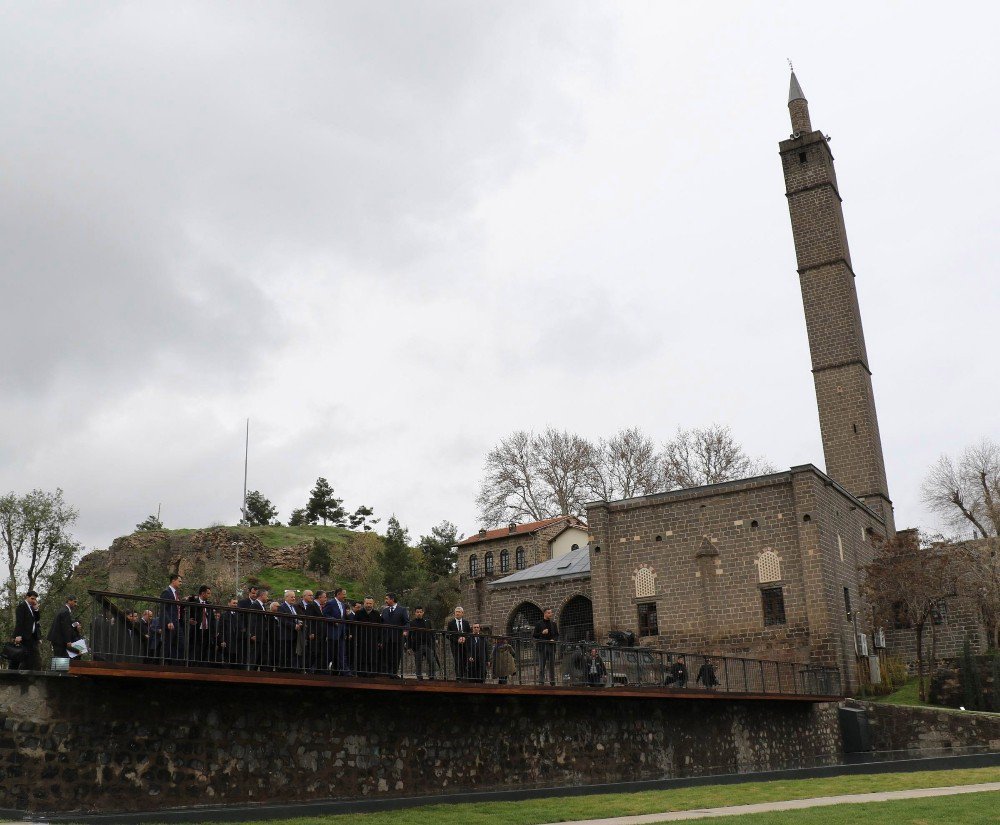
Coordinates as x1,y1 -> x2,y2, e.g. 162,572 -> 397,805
74,590 -> 841,696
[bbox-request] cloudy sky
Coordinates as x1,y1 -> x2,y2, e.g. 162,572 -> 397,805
2,2 -> 997,551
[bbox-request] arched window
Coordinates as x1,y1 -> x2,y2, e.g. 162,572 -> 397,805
469,554 -> 479,577
500,548 -> 510,573
484,551 -> 494,575
756,549 -> 781,584
634,566 -> 656,599
571,543 -> 580,551
507,602 -> 543,638
560,595 -> 594,644
515,546 -> 525,570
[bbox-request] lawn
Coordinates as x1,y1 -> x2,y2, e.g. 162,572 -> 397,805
191,767 -> 1000,825
691,791 -> 1000,824
865,677 -> 930,707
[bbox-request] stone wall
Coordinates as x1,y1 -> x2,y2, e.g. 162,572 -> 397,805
587,466 -> 883,692
853,700 -> 1000,752
0,672 -> 841,816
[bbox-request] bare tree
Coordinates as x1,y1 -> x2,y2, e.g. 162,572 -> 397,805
590,427 -> 664,501
532,427 -> 597,517
864,531 -> 957,701
476,430 -> 557,527
953,537 -> 1000,650
0,488 -> 81,623
922,439 -> 1000,538
662,424 -> 773,490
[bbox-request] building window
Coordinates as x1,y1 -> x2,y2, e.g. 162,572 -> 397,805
761,587 -> 786,626
484,552 -> 494,575
469,555 -> 479,577
892,601 -> 911,629
634,566 -> 656,599
515,546 -> 525,570
932,600 -> 948,626
844,587 -> 852,621
637,602 -> 658,637
756,549 -> 781,584
500,548 -> 510,573
571,543 -> 579,551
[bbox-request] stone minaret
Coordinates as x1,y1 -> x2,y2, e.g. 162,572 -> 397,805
779,72 -> 894,533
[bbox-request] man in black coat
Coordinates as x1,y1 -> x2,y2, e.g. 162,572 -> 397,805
218,598 -> 243,666
408,606 -> 436,680
466,623 -> 488,683
235,585 -> 258,666
380,593 -> 409,678
245,588 -> 268,669
188,586 -> 217,665
13,591 -> 42,670
300,590 -> 324,673
351,598 -> 382,677
277,589 -> 304,670
47,595 -> 82,660
139,609 -> 155,664
445,606 -> 470,681
158,574 -> 184,663
532,608 -> 560,686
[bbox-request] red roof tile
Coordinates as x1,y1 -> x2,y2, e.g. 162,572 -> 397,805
457,515 -> 586,546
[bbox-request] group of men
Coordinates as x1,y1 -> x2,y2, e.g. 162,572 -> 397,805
133,576 -> 437,678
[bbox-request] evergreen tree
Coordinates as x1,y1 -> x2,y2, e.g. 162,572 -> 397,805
379,515 -> 417,594
418,520 -> 460,579
308,538 -> 333,576
288,508 -> 308,527
135,514 -> 164,532
961,636 -> 984,710
306,477 -> 347,527
349,505 -> 380,532
243,490 -> 279,527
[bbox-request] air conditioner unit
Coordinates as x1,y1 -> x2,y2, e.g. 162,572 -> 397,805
873,628 -> 886,649
856,633 -> 869,656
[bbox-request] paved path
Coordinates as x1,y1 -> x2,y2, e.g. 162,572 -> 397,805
537,781 -> 1000,824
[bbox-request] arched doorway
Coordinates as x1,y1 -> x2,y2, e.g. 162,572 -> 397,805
507,602 -> 543,638
560,595 -> 594,644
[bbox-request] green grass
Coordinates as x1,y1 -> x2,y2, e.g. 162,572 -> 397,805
159,525 -> 355,550
691,791 -> 1000,824
189,767 -> 1000,824
865,677 -> 930,707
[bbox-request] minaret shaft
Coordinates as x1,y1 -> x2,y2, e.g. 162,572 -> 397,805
778,75 -> 894,533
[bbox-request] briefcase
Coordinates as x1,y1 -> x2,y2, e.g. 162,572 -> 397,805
2,643 -> 27,666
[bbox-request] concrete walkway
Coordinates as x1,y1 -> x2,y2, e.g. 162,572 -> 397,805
537,781 -> 1000,824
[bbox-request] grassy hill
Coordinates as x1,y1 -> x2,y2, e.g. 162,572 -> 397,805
163,524 -> 355,550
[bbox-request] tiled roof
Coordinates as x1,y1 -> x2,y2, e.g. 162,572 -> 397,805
457,516 -> 585,547
488,545 -> 591,588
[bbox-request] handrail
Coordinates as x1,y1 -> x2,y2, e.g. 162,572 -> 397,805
81,589 -> 842,696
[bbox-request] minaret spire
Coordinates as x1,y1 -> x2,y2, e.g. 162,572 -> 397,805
787,71 -> 812,134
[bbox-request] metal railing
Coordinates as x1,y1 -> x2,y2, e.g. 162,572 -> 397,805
79,590 -> 841,697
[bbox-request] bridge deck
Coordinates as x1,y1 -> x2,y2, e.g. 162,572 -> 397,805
69,660 -> 840,702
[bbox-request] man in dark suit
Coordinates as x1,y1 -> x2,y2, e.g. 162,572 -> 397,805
322,587 -> 351,676
380,593 -> 409,678
300,590 -> 324,673
218,598 -> 243,666
13,591 -> 42,670
47,595 -> 82,660
532,607 -> 560,686
467,623 -> 488,683
277,589 -> 304,670
408,606 -> 436,680
351,597 -> 382,677
245,588 -> 268,670
158,574 -> 184,663
188,585 -> 217,665
235,585 -> 258,666
446,606 -> 470,682
139,609 -> 155,663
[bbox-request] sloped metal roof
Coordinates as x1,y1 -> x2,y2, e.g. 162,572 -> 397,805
488,545 -> 591,588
